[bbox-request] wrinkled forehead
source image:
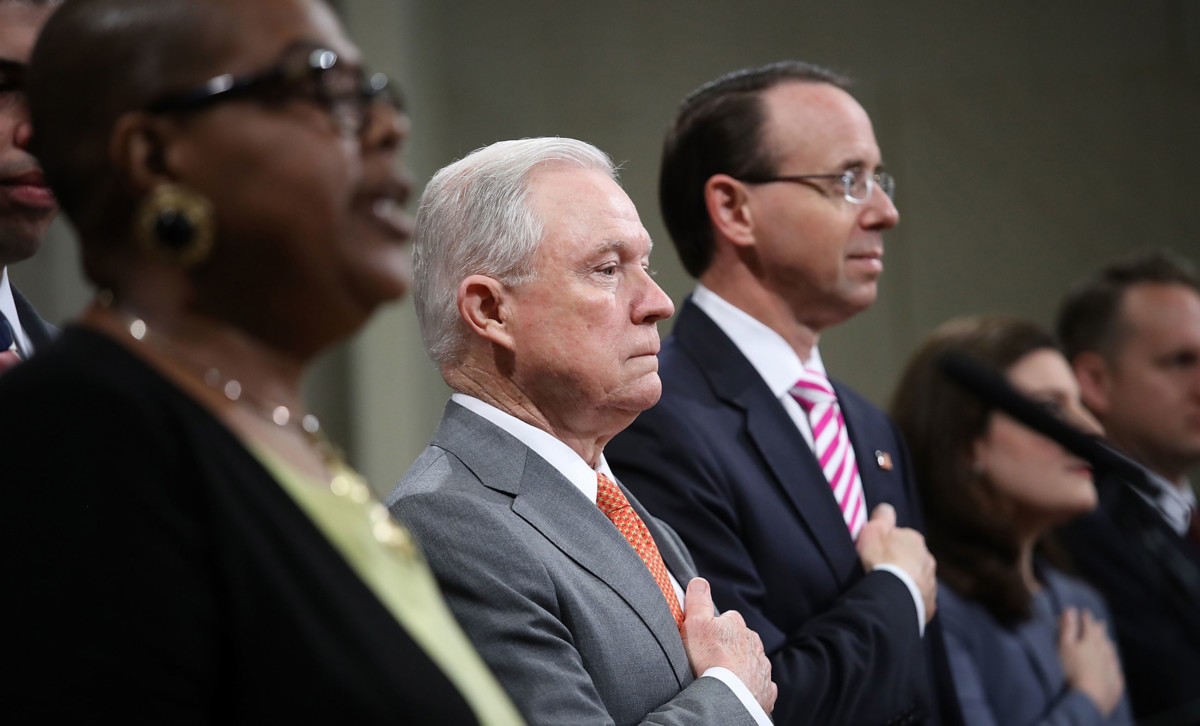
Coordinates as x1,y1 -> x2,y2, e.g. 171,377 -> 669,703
528,166 -> 648,251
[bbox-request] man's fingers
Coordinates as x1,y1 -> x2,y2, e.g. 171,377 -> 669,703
869,502 -> 896,528
718,608 -> 746,629
684,577 -> 714,621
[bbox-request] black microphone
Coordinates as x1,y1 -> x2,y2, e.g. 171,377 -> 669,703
936,350 -> 1155,496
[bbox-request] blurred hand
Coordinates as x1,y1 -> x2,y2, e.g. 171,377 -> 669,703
681,578 -> 777,714
855,503 -> 937,623
1058,608 -> 1125,716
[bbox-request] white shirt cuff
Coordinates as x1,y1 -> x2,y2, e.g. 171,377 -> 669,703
701,667 -> 772,726
872,563 -> 925,636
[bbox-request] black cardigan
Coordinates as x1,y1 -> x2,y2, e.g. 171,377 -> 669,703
1,327 -> 481,724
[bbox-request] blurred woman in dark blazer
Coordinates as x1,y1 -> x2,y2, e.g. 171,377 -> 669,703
892,316 -> 1131,726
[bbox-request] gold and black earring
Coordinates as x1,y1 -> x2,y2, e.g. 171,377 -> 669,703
135,184 -> 215,267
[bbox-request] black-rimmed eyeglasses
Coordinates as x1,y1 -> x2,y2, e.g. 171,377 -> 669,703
145,44 -> 403,136
737,168 -> 895,205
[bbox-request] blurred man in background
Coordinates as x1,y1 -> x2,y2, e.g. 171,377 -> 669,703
1057,249 -> 1200,724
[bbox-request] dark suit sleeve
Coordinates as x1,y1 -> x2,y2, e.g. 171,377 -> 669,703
1057,482 -> 1200,720
392,488 -> 757,726
608,401 -> 925,725
12,285 -> 58,352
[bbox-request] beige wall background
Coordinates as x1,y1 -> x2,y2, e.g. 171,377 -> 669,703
12,0 -> 1200,493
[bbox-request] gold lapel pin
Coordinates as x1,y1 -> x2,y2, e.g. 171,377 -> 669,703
874,450 -> 893,470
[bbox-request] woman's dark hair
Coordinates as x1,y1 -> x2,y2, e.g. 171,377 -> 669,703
890,315 -> 1059,625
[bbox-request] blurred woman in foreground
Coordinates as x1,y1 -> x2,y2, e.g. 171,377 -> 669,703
891,317 -> 1130,725
2,0 -> 521,722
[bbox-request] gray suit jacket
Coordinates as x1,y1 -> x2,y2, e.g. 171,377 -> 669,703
387,401 -> 756,726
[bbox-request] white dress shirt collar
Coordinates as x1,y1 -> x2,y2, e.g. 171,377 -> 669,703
691,283 -> 825,396
1135,468 -> 1197,536
0,268 -> 33,357
451,392 -> 611,503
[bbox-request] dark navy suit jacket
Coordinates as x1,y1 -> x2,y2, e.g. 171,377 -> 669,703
1057,472 -> 1200,723
607,298 -> 959,726
12,284 -> 56,353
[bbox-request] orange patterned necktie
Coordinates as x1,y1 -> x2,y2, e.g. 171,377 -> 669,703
595,472 -> 684,631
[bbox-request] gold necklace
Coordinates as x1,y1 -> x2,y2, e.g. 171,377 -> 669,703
96,292 -> 413,553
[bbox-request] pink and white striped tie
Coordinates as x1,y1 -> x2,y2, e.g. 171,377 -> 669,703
789,369 -> 866,539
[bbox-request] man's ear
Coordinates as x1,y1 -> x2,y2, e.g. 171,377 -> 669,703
108,111 -> 181,196
704,174 -> 756,248
458,274 -> 516,350
1072,351 -> 1112,417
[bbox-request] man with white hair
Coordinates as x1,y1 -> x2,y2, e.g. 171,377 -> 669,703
387,137 -> 776,726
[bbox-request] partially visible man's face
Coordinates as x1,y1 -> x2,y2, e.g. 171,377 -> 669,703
1090,282 -> 1200,483
505,165 -> 675,435
0,2 -> 57,267
743,81 -> 899,332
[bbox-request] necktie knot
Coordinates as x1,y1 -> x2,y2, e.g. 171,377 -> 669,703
788,368 -> 867,538
789,369 -> 836,411
595,472 -> 630,517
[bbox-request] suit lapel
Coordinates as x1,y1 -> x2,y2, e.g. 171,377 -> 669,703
515,468 -> 693,684
628,490 -> 697,590
674,301 -> 860,583
12,286 -> 56,352
1014,617 -> 1061,702
1119,485 -> 1200,634
433,402 -> 693,685
1016,575 -> 1071,700
836,381 -> 885,511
